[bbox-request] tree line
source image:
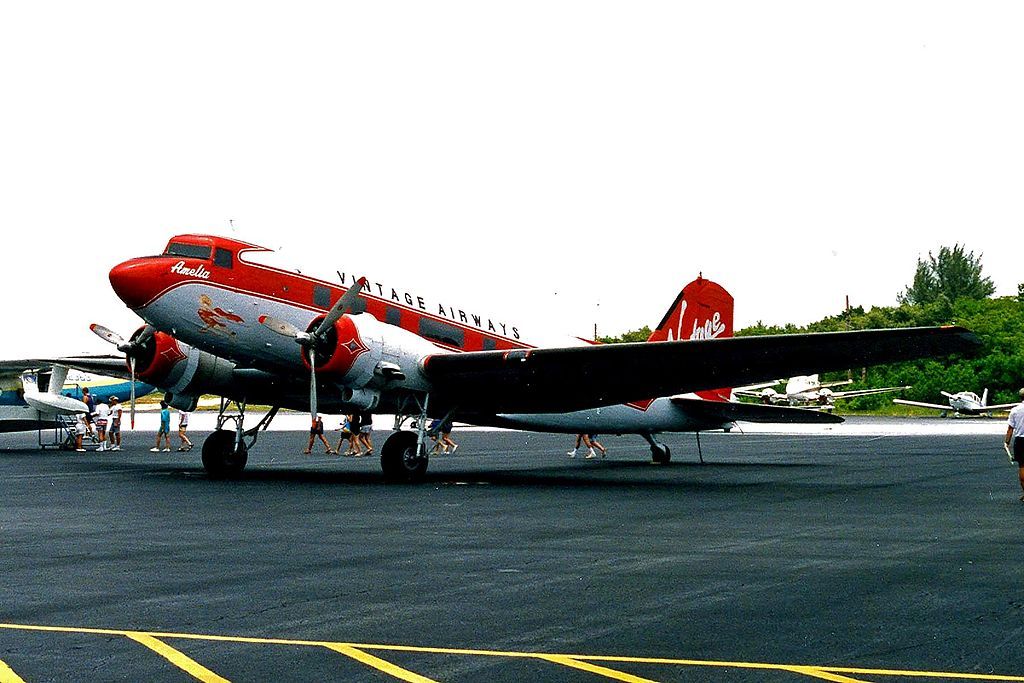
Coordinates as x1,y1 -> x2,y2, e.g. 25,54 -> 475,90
602,245 -> 1024,410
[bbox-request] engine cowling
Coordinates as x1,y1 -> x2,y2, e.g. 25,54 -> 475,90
128,327 -> 236,402
303,314 -> 382,389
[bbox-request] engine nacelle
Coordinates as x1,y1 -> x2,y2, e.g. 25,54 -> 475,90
129,327 -> 236,400
303,313 -> 441,397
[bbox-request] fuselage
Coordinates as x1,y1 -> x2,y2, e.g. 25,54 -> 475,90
107,234 -> 732,434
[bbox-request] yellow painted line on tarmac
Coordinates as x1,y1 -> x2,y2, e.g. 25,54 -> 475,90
538,654 -> 659,682
324,644 -> 438,683
3,622 -> 1024,682
124,632 -> 230,683
0,658 -> 26,683
784,665 -> 871,682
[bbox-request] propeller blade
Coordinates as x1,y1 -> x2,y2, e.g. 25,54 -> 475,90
129,356 -> 136,430
135,325 -> 156,347
90,323 -> 126,348
313,277 -> 367,339
308,346 -> 318,421
259,315 -> 304,340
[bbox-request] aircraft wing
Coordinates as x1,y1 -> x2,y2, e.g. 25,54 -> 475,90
422,326 -> 979,414
731,380 -> 782,397
892,399 -> 950,411
670,397 -> 844,424
0,355 -> 131,381
984,402 -> 1021,412
830,386 -> 911,400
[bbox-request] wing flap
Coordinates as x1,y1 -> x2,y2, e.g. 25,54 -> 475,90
423,326 -> 978,414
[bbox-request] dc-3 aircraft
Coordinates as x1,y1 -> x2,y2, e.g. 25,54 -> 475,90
0,364 -> 155,435
51,234 -> 977,481
734,374 -> 910,411
894,389 -> 1019,417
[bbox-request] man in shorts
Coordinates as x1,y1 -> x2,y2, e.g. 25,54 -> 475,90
1003,388 -> 1024,501
94,399 -> 109,451
108,396 -> 122,451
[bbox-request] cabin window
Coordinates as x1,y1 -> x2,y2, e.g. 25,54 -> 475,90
349,297 -> 367,314
165,243 -> 212,260
385,306 -> 401,326
419,318 -> 464,348
313,285 -> 331,309
214,247 -> 234,269
483,338 -> 497,351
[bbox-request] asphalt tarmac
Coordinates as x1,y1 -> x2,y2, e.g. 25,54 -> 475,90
1,418 -> 1022,682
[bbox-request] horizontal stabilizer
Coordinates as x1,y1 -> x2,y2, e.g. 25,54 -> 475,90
671,397 -> 844,424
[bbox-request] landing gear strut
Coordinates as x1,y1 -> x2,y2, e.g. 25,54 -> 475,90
643,433 -> 671,464
201,399 -> 279,478
383,394 -> 437,482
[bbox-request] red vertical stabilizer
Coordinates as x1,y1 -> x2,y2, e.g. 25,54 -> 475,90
647,277 -> 734,402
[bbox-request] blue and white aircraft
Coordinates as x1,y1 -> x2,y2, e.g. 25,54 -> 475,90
0,361 -> 155,434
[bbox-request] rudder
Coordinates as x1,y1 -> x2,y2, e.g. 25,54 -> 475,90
648,276 -> 734,402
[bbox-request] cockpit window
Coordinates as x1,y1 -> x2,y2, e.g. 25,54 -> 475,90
165,243 -> 212,260
214,247 -> 234,269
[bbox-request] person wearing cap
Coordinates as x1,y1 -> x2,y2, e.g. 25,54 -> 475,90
108,396 -> 122,451
1003,387 -> 1024,501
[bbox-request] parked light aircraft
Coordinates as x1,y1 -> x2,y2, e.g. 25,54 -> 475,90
734,375 -> 910,410
0,363 -> 154,434
37,234 -> 977,480
894,389 -> 1019,417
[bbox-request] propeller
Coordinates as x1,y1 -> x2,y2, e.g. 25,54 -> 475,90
260,277 -> 367,422
89,323 -> 156,429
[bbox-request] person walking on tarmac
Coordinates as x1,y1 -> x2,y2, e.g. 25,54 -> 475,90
304,415 -> 337,455
1003,388 -> 1024,501
177,409 -> 194,451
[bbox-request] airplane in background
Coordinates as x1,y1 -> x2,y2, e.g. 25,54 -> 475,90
734,374 -> 910,411
38,233 -> 977,480
894,389 -> 1019,417
0,362 -> 155,435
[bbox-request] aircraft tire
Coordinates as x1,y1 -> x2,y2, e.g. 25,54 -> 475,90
201,429 -> 248,479
381,430 -> 428,482
651,444 -> 671,465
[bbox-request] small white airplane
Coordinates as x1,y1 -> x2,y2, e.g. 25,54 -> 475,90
13,234 -> 978,480
893,389 -> 1019,417
735,374 -> 910,410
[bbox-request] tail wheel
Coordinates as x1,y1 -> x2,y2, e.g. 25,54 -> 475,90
651,444 -> 671,464
381,431 -> 428,482
201,429 -> 248,479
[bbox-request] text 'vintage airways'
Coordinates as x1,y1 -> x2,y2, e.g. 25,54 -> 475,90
338,271 -> 520,340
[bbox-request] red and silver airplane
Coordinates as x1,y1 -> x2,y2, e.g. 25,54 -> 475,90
75,234 -> 976,480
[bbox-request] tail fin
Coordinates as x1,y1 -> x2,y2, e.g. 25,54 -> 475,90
648,276 -> 734,402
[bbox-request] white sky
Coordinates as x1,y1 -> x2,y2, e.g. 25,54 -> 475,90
2,1 -> 1022,359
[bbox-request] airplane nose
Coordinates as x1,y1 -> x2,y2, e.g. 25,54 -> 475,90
109,258 -> 164,310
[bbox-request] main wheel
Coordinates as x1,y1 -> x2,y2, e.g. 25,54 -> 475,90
651,444 -> 671,464
201,429 -> 248,479
381,431 -> 429,482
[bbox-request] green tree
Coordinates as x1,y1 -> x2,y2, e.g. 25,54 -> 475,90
598,326 -> 651,344
898,244 -> 995,306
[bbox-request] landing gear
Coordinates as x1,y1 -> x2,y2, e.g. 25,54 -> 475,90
643,433 -> 671,464
383,393 -> 443,482
380,430 -> 428,482
200,399 -> 279,479
201,430 -> 248,478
